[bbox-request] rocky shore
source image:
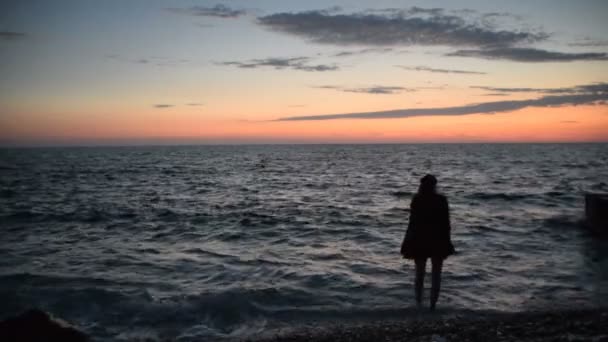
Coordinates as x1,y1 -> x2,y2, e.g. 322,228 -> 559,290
2,308 -> 606,341
0,309 -> 87,342
251,309 -> 608,342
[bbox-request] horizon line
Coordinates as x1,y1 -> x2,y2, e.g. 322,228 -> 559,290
1,140 -> 607,148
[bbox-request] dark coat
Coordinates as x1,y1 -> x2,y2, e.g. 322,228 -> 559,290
401,192 -> 455,259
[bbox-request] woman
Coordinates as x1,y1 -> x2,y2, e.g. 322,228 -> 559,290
401,174 -> 454,310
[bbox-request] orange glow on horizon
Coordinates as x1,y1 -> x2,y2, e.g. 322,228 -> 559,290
1,104 -> 607,144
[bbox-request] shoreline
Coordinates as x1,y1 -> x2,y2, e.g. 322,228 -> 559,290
248,308 -> 608,342
2,306 -> 607,341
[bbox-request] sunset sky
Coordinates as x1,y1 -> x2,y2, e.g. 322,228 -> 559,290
1,0 -> 607,145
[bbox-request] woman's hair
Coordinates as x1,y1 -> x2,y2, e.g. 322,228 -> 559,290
418,174 -> 437,195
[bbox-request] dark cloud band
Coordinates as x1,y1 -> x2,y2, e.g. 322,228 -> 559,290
276,83 -> 608,121
217,57 -> 338,72
315,85 -> 413,95
258,9 -> 546,47
397,65 -> 486,75
0,31 -> 26,40
167,5 -> 247,18
472,83 -> 608,94
448,47 -> 608,62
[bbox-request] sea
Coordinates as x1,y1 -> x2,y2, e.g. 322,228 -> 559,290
1,143 -> 607,341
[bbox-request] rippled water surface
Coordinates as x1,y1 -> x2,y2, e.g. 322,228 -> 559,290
1,144 -> 607,341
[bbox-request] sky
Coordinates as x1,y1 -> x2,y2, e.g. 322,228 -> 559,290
1,0 -> 607,145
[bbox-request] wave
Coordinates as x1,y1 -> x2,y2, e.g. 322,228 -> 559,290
0,188 -> 16,198
390,191 -> 412,198
0,277 -> 319,338
542,215 -> 584,229
467,192 -> 534,201
0,273 -> 156,288
1,207 -> 137,224
0,280 -> 515,342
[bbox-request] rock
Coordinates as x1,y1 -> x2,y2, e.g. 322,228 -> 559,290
0,309 -> 87,342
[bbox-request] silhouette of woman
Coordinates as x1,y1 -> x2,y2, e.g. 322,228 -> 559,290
401,174 -> 455,310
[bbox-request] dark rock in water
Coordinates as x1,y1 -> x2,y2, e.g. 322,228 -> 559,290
585,193 -> 608,235
0,309 -> 87,342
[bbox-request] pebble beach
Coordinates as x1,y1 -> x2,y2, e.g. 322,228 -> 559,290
251,308 -> 608,342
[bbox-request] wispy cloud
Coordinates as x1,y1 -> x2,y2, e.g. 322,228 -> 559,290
256,7 -> 608,64
397,65 -> 486,75
0,31 -> 26,41
276,82 -> 608,121
569,38 -> 608,47
315,85 -> 413,95
331,48 -> 396,57
481,11 -> 522,20
257,8 -> 546,47
154,102 -> 204,108
472,83 -> 608,94
107,55 -> 190,67
448,47 -> 608,62
167,4 -> 247,18
217,57 -> 339,72
481,93 -> 510,96
471,86 -> 548,93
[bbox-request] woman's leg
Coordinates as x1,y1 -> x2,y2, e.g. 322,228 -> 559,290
430,257 -> 444,311
414,258 -> 427,307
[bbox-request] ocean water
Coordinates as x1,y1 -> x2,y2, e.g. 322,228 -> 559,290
1,144 -> 607,341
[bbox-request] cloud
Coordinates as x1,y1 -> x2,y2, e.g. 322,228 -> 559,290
331,48 -> 396,57
569,39 -> 608,47
448,47 -> 608,62
404,7 -> 445,16
472,83 -> 608,94
481,93 -> 510,96
276,82 -> 608,121
482,12 -> 521,19
471,86 -> 547,93
107,55 -> 189,67
217,57 -> 338,72
315,85 -> 413,95
257,8 -> 546,47
0,31 -> 26,40
256,8 -> 607,64
577,83 -> 608,93
561,120 -> 579,124
154,103 -> 203,108
167,4 -> 247,18
397,65 -> 486,75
